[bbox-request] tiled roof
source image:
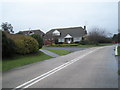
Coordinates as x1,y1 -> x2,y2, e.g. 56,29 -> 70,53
46,26 -> 87,38
19,29 -> 45,35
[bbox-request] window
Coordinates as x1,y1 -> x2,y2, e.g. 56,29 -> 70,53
53,30 -> 60,36
74,37 -> 82,42
58,38 -> 64,42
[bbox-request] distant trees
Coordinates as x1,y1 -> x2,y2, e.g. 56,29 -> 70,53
112,33 -> 120,43
1,22 -> 14,33
91,28 -> 120,44
86,27 -> 112,45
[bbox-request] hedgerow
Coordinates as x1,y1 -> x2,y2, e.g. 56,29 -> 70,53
2,31 -> 16,58
31,34 -> 43,49
9,34 -> 39,54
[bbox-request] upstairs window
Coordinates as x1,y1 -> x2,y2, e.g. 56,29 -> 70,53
53,30 -> 60,36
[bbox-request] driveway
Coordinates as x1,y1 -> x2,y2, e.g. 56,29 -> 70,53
39,49 -> 60,57
42,46 -> 90,52
3,45 -> 118,88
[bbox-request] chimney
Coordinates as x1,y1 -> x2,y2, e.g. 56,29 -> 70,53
84,26 -> 86,30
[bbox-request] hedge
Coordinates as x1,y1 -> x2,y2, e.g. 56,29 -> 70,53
2,31 -> 16,58
9,34 -> 39,54
31,34 -> 43,49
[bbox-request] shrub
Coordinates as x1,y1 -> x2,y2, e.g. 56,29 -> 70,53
31,34 -> 43,49
44,40 -> 52,45
79,40 -> 89,45
2,31 -> 16,58
9,34 -> 39,54
54,39 -> 59,44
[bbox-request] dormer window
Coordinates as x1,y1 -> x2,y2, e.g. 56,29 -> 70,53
64,34 -> 72,38
53,30 -> 60,36
29,31 -> 34,35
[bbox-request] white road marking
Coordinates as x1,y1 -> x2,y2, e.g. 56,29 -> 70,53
115,45 -> 118,55
13,47 -> 104,90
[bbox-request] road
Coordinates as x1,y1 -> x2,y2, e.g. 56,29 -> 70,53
3,45 -> 118,89
43,46 -> 89,52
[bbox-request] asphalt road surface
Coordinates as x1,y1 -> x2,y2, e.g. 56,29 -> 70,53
42,46 -> 89,52
3,45 -> 118,89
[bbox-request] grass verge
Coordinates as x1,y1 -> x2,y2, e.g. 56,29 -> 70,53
42,48 -> 71,55
118,46 -> 120,56
118,70 -> 120,75
2,51 -> 52,71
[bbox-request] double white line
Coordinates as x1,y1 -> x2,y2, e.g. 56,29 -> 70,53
13,47 -> 102,90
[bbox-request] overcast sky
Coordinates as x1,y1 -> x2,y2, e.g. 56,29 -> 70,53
0,0 -> 119,35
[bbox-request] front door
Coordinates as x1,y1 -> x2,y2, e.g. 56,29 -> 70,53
65,38 -> 73,44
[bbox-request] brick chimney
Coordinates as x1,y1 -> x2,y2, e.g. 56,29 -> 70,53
84,26 -> 86,30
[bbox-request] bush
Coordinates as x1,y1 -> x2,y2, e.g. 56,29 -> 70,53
79,40 -> 89,45
31,34 -> 43,49
9,34 -> 39,54
2,31 -> 16,58
44,40 -> 52,45
54,39 -> 59,44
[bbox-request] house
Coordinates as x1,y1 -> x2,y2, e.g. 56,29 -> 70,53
18,29 -> 45,37
45,26 -> 87,44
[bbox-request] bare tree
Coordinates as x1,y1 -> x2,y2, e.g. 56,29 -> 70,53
1,22 -> 14,33
87,27 -> 111,44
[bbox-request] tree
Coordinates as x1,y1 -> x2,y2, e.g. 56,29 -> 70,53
31,34 -> 43,49
2,31 -> 15,58
112,33 -> 120,43
16,31 -> 24,34
1,22 -> 14,33
44,33 -> 54,45
87,27 -> 111,44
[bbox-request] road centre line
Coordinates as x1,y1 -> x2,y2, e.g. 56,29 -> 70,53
13,47 -> 103,89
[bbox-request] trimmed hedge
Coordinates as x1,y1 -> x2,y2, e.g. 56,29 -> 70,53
9,34 -> 39,54
2,31 -> 16,58
31,34 -> 43,49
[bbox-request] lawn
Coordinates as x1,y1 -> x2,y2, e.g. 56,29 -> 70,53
42,48 -> 71,55
45,43 -> 114,47
46,44 -> 78,47
118,46 -> 120,56
2,51 -> 52,71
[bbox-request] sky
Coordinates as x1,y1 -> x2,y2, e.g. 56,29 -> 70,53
0,0 -> 119,35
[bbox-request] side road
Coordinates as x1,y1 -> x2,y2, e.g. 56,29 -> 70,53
3,45 -> 118,88
39,49 -> 60,57
43,46 -> 89,52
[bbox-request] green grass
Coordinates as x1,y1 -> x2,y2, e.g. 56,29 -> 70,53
118,46 -> 120,56
78,43 -> 114,48
2,51 -> 52,71
118,70 -> 120,75
43,48 -> 71,55
46,44 -> 78,47
45,43 -> 113,47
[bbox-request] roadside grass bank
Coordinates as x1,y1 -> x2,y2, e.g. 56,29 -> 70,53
42,48 -> 71,55
118,70 -> 120,75
118,46 -> 120,56
2,51 -> 52,71
117,46 -> 120,75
